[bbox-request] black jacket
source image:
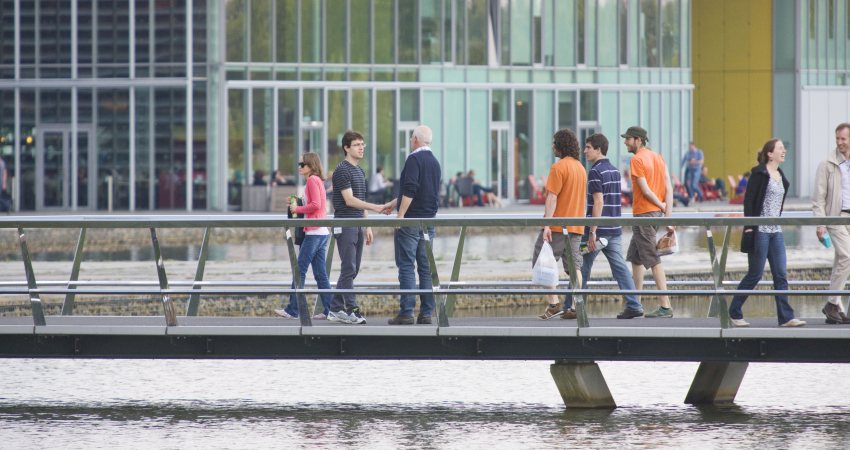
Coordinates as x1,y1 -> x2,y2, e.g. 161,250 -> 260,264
740,163 -> 789,252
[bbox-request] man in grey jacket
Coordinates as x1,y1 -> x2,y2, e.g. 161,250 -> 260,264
813,122 -> 850,324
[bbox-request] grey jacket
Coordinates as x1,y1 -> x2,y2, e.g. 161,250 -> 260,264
813,147 -> 847,219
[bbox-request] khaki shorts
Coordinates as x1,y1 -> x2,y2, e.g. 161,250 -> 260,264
626,211 -> 664,269
532,230 -> 583,279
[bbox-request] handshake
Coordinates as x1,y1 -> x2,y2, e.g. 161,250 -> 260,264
374,198 -> 397,215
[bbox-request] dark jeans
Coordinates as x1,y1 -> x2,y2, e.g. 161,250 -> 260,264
331,227 -> 364,312
564,235 -> 642,312
729,231 -> 795,324
283,234 -> 332,317
394,225 -> 436,318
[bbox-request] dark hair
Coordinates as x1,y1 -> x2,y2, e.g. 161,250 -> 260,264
585,133 -> 609,155
301,152 -> 324,180
341,130 -> 364,155
757,138 -> 780,165
837,123 -> 850,134
552,128 -> 580,159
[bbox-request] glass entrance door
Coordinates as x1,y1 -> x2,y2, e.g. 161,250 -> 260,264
36,126 -> 95,210
396,124 -> 417,177
490,126 -> 510,199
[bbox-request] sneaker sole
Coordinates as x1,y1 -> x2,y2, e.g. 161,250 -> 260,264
538,311 -> 564,320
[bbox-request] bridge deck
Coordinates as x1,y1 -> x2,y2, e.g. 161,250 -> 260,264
2,315 -> 850,363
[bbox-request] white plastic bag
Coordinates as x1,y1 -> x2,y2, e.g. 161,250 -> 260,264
532,241 -> 560,288
656,229 -> 679,256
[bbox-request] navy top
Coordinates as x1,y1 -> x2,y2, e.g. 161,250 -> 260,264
332,160 -> 367,218
584,158 -> 622,238
397,148 -> 442,218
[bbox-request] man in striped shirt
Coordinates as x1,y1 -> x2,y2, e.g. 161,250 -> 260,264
564,133 -> 644,319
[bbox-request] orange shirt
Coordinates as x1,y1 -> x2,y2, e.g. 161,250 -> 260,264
545,156 -> 587,234
630,148 -> 668,215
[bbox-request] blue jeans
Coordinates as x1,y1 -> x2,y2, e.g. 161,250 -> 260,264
685,167 -> 703,201
564,235 -> 642,312
284,234 -> 332,317
729,231 -> 795,324
394,225 -> 436,318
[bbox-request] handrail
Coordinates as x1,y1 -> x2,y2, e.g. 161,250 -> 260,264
0,214 -> 845,331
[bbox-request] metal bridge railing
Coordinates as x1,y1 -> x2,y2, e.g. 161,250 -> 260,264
0,214 -> 846,330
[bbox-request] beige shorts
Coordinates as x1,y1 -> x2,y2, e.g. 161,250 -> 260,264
626,211 -> 663,269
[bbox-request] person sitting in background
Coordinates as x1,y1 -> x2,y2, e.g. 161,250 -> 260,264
270,170 -> 291,186
252,170 -> 266,186
620,169 -> 633,205
368,166 -> 393,203
700,166 -> 727,198
736,171 -> 750,196
466,170 -> 503,207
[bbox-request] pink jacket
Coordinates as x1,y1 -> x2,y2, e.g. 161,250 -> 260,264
294,175 -> 327,231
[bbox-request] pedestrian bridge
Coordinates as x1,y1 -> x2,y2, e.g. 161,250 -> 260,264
1,214 -> 849,408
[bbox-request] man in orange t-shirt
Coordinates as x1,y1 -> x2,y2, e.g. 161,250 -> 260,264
622,126 -> 675,318
532,128 -> 587,320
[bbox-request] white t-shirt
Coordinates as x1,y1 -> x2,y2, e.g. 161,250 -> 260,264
369,172 -> 387,192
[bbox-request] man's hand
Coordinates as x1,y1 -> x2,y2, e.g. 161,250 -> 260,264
365,227 -> 374,245
817,226 -> 827,240
380,199 -> 397,215
542,226 -> 552,242
659,201 -> 667,211
666,225 -> 676,232
587,232 -> 597,252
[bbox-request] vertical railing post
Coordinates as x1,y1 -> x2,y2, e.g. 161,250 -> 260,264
285,226 -> 312,327
563,228 -> 589,328
186,227 -> 211,316
150,228 -> 178,327
61,227 -> 87,315
421,222 -> 443,326
441,225 -> 467,322
705,225 -> 732,328
18,228 -> 46,326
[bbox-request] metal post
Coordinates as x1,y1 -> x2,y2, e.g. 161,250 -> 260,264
285,226 -> 312,327
706,225 -> 732,328
442,225 -> 467,319
150,228 -> 178,327
61,227 -> 87,315
186,227 -> 211,316
18,228 -> 46,326
563,229 -> 589,328
420,223 -> 443,326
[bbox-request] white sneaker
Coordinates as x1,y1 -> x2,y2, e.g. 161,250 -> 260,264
312,313 -> 327,320
274,309 -> 296,319
780,318 -> 806,327
328,310 -> 352,324
730,318 -> 750,327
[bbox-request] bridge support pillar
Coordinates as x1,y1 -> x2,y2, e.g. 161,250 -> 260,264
550,361 -> 616,409
684,361 -> 749,405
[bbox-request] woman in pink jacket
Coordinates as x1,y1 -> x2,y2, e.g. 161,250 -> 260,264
274,152 -> 332,320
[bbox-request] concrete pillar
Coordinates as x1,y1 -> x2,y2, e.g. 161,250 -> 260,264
550,360 -> 616,409
684,361 -> 749,405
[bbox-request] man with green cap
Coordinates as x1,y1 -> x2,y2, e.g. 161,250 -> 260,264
622,126 -> 675,318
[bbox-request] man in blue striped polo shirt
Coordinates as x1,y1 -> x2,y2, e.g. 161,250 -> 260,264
564,133 -> 644,319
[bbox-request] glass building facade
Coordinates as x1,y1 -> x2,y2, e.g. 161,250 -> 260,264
0,0 -> 692,211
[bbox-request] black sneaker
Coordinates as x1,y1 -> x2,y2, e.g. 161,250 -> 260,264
417,315 -> 432,324
346,306 -> 367,325
388,315 -> 414,325
617,308 -> 644,319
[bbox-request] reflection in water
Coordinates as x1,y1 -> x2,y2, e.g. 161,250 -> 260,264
0,359 -> 848,448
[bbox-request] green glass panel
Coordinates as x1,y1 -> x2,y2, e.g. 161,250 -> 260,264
277,89 -> 298,183
421,0 -> 442,64
500,0 -> 510,65
352,89 -> 372,175
252,89 -> 273,183
444,90 -> 466,177
511,0 -> 532,65
374,0 -> 395,64
400,89 -> 420,121
327,90 -> 349,171
351,0 -> 371,64
597,0 -> 618,67
422,90 -> 443,159
301,0 -> 321,63
226,0 -> 247,61
558,91 -> 576,130
515,90 -> 533,200
469,90 -> 489,172
454,0 -> 466,64
661,0 -> 679,67
276,0 -> 297,62
554,0 -> 575,66
376,90 -> 396,178
467,0 -> 487,65
599,91 -> 620,164
421,67 -> 443,82
326,0 -> 347,63
250,0 -> 272,62
228,89 -> 247,201
639,0 -> 659,67
492,90 -> 510,122
399,0 -> 419,63
534,90 -> 554,178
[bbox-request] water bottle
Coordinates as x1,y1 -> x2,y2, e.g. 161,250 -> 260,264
822,232 -> 832,249
580,237 -> 608,255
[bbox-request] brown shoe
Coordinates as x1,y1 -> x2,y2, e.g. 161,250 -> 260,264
561,309 -> 577,320
538,304 -> 563,320
839,311 -> 850,324
823,302 -> 844,324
